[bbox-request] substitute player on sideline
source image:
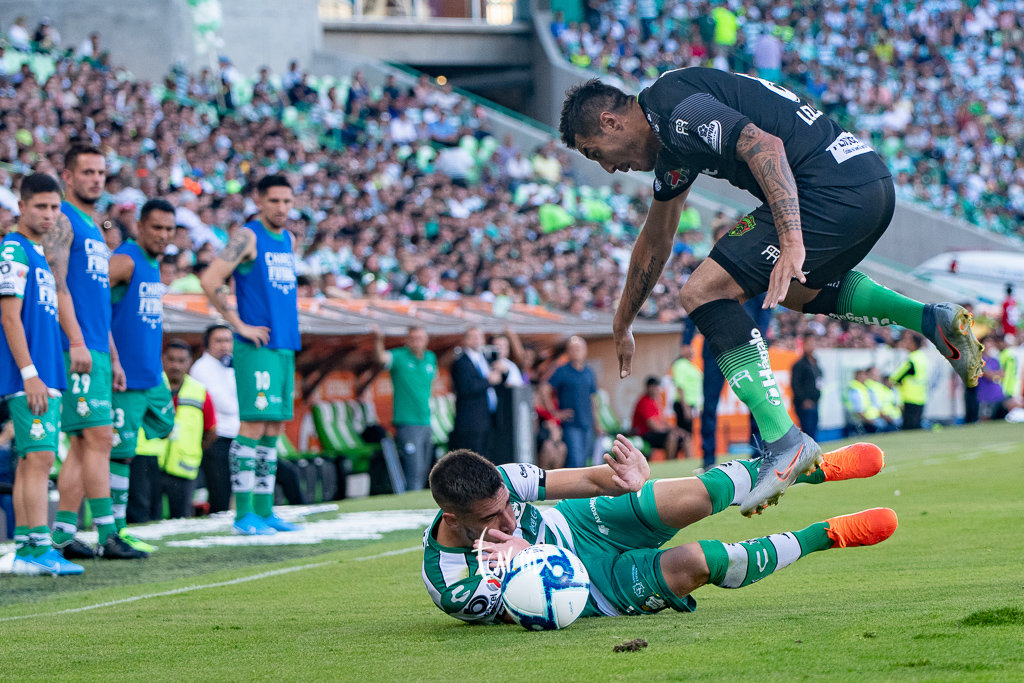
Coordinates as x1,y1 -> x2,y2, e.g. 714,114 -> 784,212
108,198 -> 178,554
200,175 -> 300,535
41,144 -> 133,559
559,69 -> 984,516
424,438 -> 894,624
1,173 -> 82,575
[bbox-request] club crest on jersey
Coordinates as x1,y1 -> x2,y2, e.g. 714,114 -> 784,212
665,169 -> 689,188
29,419 -> 45,440
728,215 -> 756,237
674,118 -> 689,134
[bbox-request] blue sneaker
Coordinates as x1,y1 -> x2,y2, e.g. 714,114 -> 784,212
13,550 -> 85,575
262,514 -> 301,532
233,512 -> 277,536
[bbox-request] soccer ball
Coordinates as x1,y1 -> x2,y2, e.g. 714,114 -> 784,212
501,544 -> 591,631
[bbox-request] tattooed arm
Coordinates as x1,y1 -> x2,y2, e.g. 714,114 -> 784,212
198,227 -> 269,347
41,213 -> 91,373
735,122 -> 806,308
612,191 -> 689,378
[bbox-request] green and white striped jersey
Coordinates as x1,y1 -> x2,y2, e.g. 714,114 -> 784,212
421,463 -> 584,624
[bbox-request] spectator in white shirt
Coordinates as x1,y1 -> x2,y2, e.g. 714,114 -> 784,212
189,324 -> 238,514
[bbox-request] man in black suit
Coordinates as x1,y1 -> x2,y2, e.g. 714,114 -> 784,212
791,332 -> 823,440
450,327 -> 501,460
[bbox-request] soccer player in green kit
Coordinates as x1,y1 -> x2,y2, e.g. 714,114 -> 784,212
107,198 -> 178,552
1,173 -> 83,575
424,438 -> 894,624
41,144 -> 140,559
200,175 -> 301,535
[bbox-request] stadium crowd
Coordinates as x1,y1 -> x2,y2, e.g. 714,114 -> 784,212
552,0 -> 1024,240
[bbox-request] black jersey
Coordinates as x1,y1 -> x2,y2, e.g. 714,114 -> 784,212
638,67 -> 891,202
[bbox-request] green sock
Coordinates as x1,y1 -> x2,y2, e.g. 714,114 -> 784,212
795,467 -> 826,485
697,460 -> 761,514
836,271 -> 925,331
110,461 -> 131,531
716,342 -> 794,442
230,436 -> 259,519
253,436 -> 279,518
14,525 -> 30,558
88,497 -> 117,543
28,525 -> 52,558
699,520 -> 832,589
51,510 -> 78,547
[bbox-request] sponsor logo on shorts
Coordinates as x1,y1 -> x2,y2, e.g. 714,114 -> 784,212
643,595 -> 667,612
761,245 -> 781,264
674,118 -> 689,135
827,132 -> 872,164
748,329 -> 782,406
631,566 -> 645,597
697,120 -> 722,153
665,169 -> 689,189
728,215 -> 757,237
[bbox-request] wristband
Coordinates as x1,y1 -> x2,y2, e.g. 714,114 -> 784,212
20,365 -> 38,381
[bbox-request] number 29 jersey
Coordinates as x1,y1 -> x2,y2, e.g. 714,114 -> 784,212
638,67 -> 891,202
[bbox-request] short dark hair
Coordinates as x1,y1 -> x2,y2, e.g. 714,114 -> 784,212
203,323 -> 231,349
256,174 -> 292,196
20,173 -> 62,201
559,78 -> 633,149
164,338 -> 193,354
429,449 -> 503,514
645,375 -> 660,387
139,198 -> 175,223
64,143 -> 104,171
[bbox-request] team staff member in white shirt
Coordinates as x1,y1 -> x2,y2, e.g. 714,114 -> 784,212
189,324 -> 238,514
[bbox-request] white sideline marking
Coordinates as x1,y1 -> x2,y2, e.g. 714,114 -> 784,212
0,545 -> 420,623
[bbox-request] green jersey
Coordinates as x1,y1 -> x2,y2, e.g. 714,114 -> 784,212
421,463 -> 610,624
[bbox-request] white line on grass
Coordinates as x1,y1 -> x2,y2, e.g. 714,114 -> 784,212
1,545 -> 420,623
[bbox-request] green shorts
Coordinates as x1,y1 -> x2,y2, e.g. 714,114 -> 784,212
7,393 -> 62,455
234,341 -> 294,422
61,349 -> 113,433
111,389 -> 148,457
556,480 -> 698,616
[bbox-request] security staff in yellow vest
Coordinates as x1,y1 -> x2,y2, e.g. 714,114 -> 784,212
890,333 -> 929,430
996,334 -> 1021,401
843,368 -> 884,436
865,366 -> 901,432
136,340 -> 216,519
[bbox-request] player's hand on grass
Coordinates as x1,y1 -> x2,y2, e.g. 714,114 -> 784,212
68,344 -> 92,374
474,528 -> 530,569
614,326 -> 635,378
764,243 -> 806,309
605,434 -> 649,493
24,376 -> 50,415
112,357 -> 127,392
236,322 -> 270,347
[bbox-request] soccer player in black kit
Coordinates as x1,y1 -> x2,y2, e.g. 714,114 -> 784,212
559,68 -> 983,516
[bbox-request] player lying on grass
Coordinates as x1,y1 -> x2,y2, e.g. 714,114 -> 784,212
423,436 -> 896,622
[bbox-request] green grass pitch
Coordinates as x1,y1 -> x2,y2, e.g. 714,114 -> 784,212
2,422 -> 1023,681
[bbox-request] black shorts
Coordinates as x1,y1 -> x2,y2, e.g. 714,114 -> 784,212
709,177 -> 896,298
642,430 -> 669,449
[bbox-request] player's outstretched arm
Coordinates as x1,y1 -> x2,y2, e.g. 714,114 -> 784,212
734,122 -> 806,308
199,228 -> 268,346
613,191 -> 688,378
546,434 -> 650,499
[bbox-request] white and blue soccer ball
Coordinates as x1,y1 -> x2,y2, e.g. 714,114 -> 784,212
501,544 -> 591,631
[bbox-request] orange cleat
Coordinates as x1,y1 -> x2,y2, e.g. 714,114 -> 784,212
818,442 -> 885,482
825,508 -> 898,549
